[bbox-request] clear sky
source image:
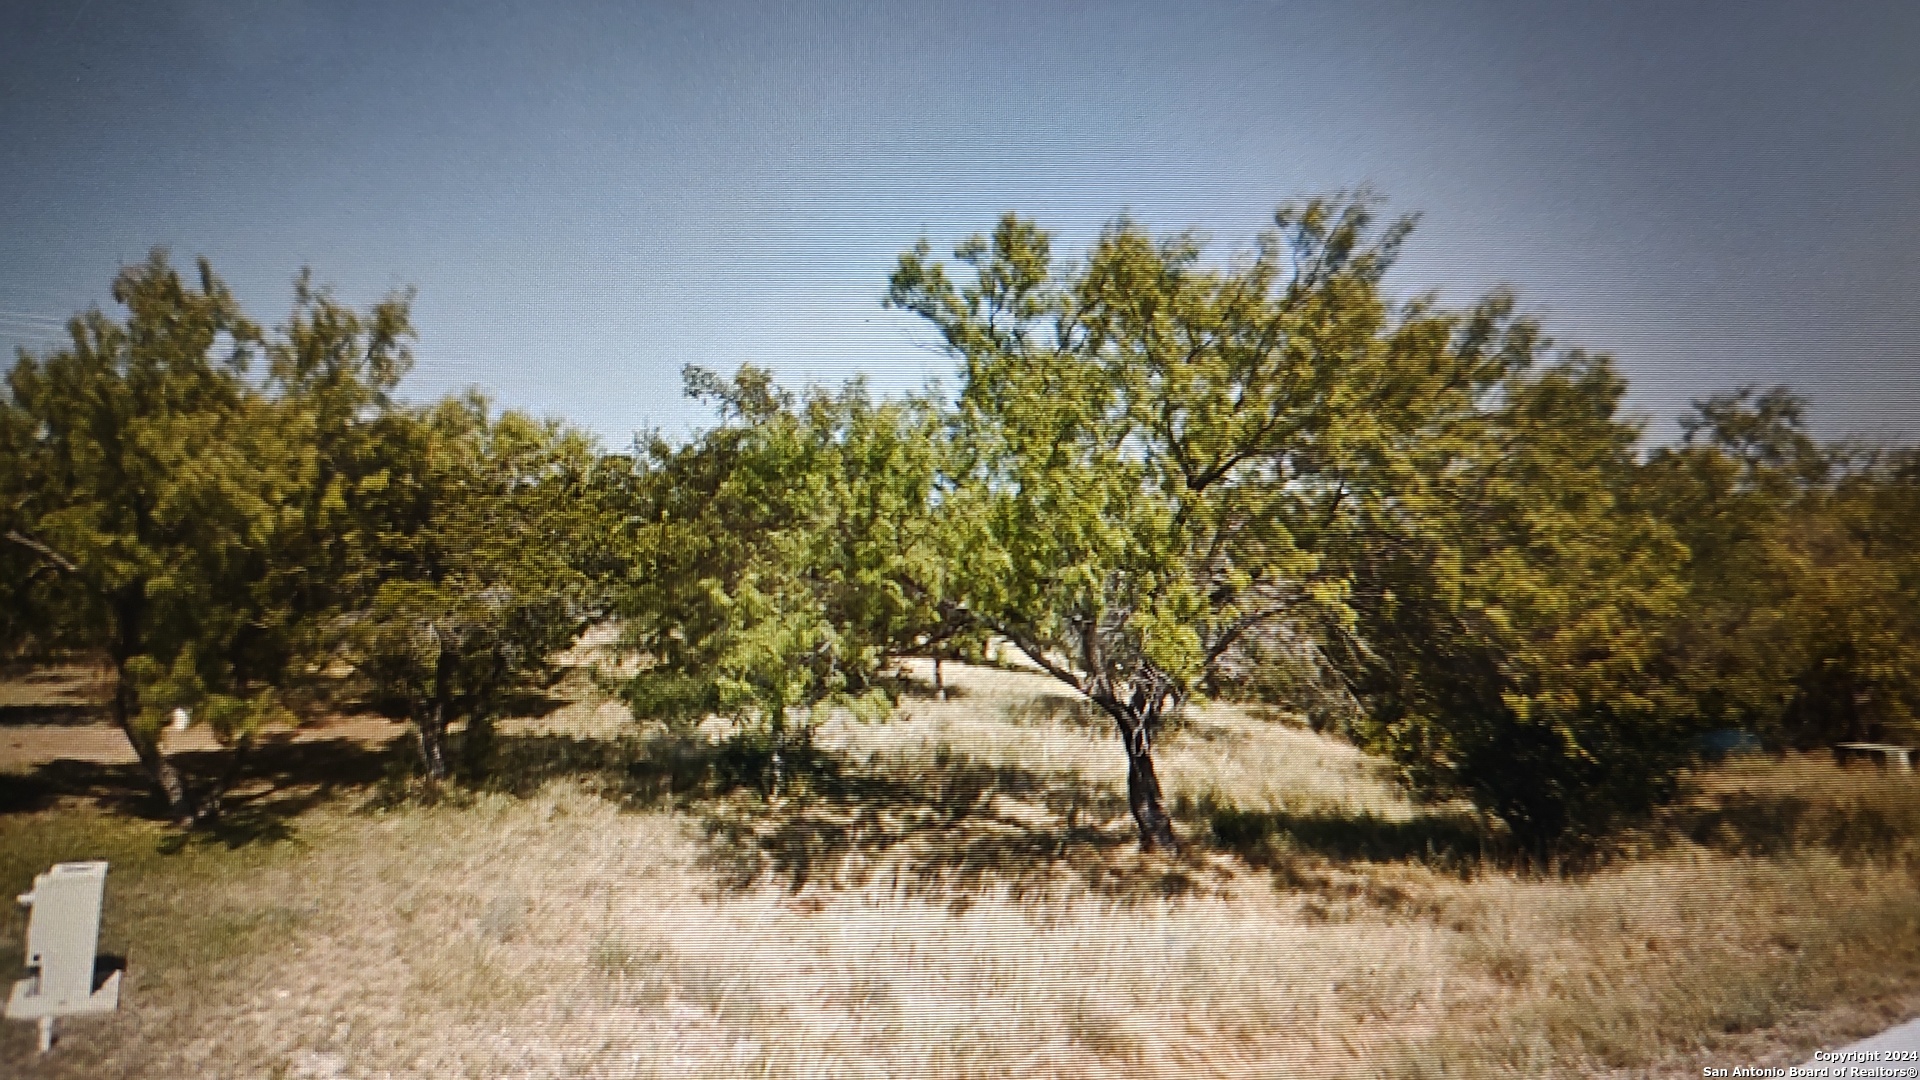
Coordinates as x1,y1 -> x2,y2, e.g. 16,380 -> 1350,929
4,0 -> 1916,446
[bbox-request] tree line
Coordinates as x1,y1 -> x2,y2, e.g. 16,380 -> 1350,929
5,195 -> 1917,859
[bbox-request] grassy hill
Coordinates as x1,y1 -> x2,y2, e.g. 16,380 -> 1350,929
4,659 -> 1920,1077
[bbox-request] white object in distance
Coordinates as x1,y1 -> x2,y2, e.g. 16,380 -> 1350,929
170,707 -> 189,732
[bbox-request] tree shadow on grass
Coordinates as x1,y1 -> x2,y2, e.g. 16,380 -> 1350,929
700,748 -> 1221,906
492,687 -> 571,722
1191,799 -> 1513,915
469,726 -> 1531,904
1203,803 -> 1490,871
1664,788 -> 1920,864
1183,801 -> 1495,918
0,665 -> 113,727
473,728 -> 1223,904
1,731 -> 403,851
0,683 -> 583,825
1203,778 -> 1920,892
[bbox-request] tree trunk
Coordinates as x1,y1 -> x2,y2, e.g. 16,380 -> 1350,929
1116,718 -> 1179,853
418,628 -> 456,781
417,712 -> 449,780
105,585 -> 203,824
933,653 -> 946,701
417,694 -> 451,781
109,662 -> 196,825
459,709 -> 494,779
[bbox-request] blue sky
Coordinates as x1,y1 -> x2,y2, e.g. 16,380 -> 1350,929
3,0 -> 1916,446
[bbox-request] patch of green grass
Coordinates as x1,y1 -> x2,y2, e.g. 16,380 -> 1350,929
0,807 -> 317,998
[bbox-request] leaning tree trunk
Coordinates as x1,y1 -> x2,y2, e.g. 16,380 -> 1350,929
1113,711 -> 1179,853
109,660 -> 197,825
106,588 -> 205,825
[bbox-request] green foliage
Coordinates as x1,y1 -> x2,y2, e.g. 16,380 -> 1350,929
1340,352 -> 1695,857
884,197 -> 1804,857
887,195 -> 1563,850
1,252 -> 302,821
255,268 -> 418,669
9,203 -> 1917,865
618,366 -> 957,746
1645,388 -> 1920,749
337,395 -> 612,781
1,250 -> 609,811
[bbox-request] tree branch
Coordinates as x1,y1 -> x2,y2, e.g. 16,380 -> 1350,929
4,529 -> 80,574
955,605 -> 1085,696
1203,600 -> 1298,668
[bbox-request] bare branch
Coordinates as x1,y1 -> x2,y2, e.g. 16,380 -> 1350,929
4,529 -> 80,574
979,615 -> 1086,694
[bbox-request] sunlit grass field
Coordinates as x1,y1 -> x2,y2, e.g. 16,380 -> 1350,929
4,658 -> 1920,1077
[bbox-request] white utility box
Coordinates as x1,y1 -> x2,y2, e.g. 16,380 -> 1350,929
7,861 -> 121,1052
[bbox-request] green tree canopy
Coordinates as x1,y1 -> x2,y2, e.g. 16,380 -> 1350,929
617,366 -> 960,778
0,253 -> 403,821
337,394 -> 612,781
886,195 -> 1561,851
1646,388 -> 1920,750
0,250 -> 604,814
1340,352 -> 1692,857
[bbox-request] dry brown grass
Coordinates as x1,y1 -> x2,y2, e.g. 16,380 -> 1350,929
3,660 -> 1920,1077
